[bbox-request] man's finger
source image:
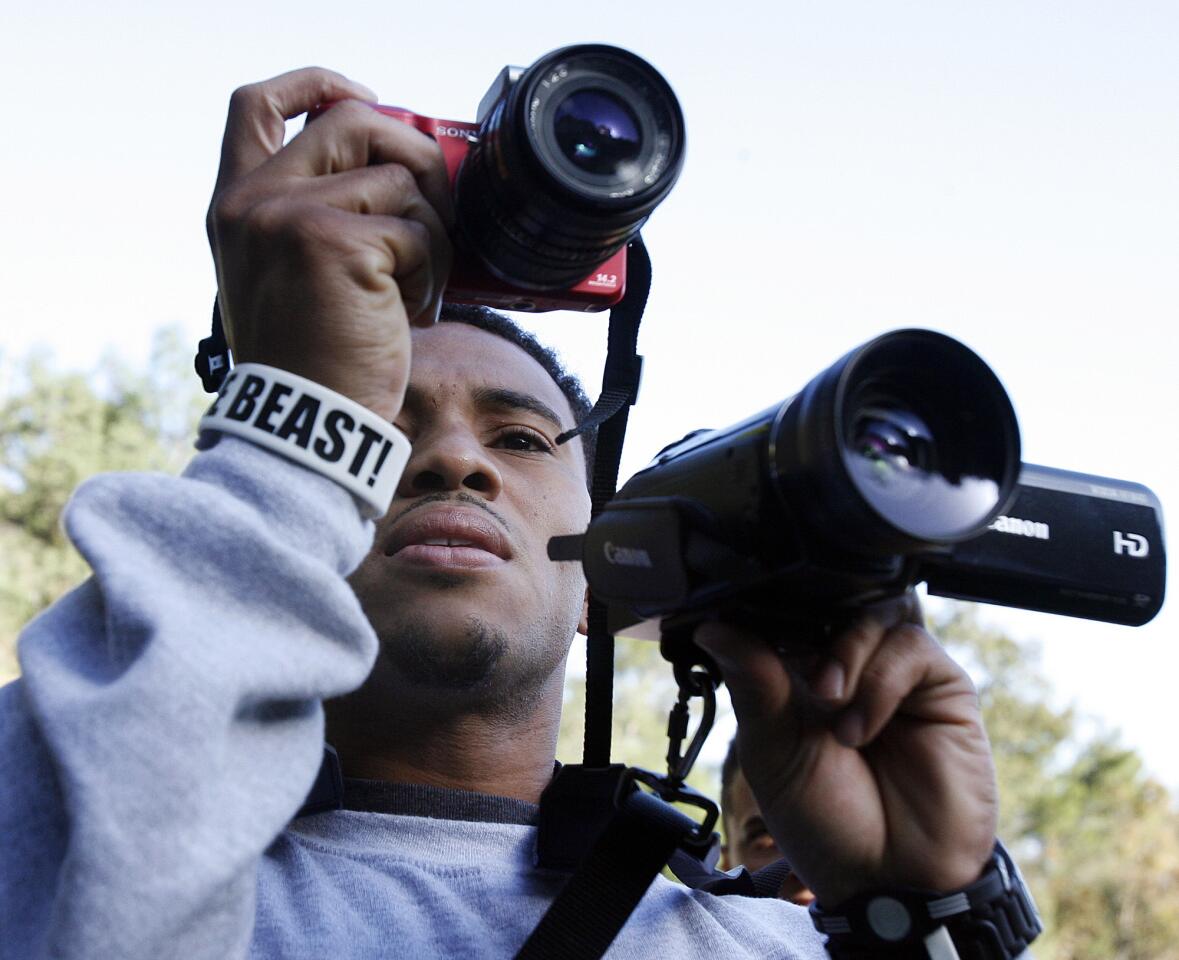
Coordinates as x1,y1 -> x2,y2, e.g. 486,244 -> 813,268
810,593 -> 923,709
298,164 -> 453,298
267,101 -> 454,228
833,623 -> 959,748
694,621 -> 793,721
299,208 -> 438,323
216,68 -> 378,189
370,214 -> 439,323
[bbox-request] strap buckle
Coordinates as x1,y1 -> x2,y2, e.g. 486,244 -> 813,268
615,766 -> 719,852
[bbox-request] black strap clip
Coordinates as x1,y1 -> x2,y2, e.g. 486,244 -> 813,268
614,766 -> 718,855
195,298 -> 231,393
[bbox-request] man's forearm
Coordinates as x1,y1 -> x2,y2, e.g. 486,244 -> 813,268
0,438 -> 378,960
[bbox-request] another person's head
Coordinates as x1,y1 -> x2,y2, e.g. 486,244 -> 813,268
720,737 -> 815,905
720,737 -> 782,874
338,306 -> 595,730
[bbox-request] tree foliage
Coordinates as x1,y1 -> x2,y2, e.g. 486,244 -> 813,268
936,606 -> 1179,960
0,328 -> 206,680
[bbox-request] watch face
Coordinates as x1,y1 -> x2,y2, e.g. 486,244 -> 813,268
864,896 -> 912,941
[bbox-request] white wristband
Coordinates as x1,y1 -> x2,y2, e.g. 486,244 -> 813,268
197,363 -> 411,519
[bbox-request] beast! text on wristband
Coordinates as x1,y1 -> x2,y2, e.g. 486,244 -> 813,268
197,363 -> 411,519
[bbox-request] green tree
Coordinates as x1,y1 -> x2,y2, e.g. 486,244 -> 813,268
935,605 -> 1179,960
0,328 -> 206,681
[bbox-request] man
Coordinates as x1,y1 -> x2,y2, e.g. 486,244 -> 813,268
0,68 -> 1013,959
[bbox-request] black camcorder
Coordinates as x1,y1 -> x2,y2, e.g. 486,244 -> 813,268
549,329 -> 1166,647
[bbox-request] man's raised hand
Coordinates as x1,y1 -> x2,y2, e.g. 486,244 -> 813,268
206,68 -> 454,422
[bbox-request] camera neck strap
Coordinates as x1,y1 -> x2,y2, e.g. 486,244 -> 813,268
555,234 -> 650,768
523,239 -> 748,960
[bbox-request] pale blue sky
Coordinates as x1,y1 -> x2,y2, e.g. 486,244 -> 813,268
2,1 -> 1176,786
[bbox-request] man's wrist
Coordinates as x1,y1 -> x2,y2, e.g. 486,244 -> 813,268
197,363 -> 411,519
809,842 -> 1042,960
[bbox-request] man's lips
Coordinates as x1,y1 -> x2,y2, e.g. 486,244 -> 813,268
384,508 -> 512,568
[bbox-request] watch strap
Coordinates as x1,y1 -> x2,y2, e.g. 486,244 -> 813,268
810,842 -> 1042,959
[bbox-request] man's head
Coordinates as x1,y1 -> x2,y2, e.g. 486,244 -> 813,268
340,309 -> 594,733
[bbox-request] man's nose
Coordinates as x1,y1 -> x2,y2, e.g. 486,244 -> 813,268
398,426 -> 503,498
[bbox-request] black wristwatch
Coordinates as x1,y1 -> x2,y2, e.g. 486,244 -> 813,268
809,842 -> 1042,959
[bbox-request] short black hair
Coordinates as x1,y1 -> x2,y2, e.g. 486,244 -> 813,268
438,303 -> 597,484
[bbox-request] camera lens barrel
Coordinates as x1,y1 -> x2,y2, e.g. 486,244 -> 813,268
455,44 -> 685,290
771,329 -> 1022,552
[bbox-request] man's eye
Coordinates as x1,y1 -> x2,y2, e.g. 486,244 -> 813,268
494,428 -> 553,453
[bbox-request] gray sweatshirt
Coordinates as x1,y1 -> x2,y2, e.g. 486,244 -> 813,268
0,437 -> 826,959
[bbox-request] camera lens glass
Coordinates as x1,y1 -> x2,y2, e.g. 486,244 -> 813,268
829,333 -> 1020,545
844,385 -> 1006,542
553,90 -> 642,177
851,407 -> 933,483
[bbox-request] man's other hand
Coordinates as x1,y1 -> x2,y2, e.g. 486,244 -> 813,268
695,595 -> 998,908
206,68 -> 454,421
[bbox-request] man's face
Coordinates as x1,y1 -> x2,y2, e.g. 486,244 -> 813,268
347,323 -> 591,711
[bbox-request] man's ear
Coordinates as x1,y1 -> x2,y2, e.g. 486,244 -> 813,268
577,588 -> 589,636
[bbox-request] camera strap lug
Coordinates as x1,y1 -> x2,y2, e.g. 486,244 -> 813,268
195,298 -> 232,393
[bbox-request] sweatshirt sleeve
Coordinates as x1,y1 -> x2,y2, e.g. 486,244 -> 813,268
0,437 -> 380,960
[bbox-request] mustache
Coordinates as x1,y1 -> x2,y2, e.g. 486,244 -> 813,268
387,491 -> 511,535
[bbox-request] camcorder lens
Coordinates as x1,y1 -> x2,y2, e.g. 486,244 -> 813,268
456,44 -> 685,291
553,90 -> 642,177
850,407 -> 933,482
770,330 -> 1021,551
837,338 -> 1019,544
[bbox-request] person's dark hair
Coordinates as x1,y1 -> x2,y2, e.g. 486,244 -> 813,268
439,303 -> 597,483
720,735 -> 741,815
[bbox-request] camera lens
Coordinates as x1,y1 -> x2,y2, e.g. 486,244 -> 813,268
553,90 -> 642,177
771,330 -> 1021,550
455,44 -> 685,291
850,407 -> 933,482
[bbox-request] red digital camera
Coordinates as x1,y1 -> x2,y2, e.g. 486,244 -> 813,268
314,45 -> 684,312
